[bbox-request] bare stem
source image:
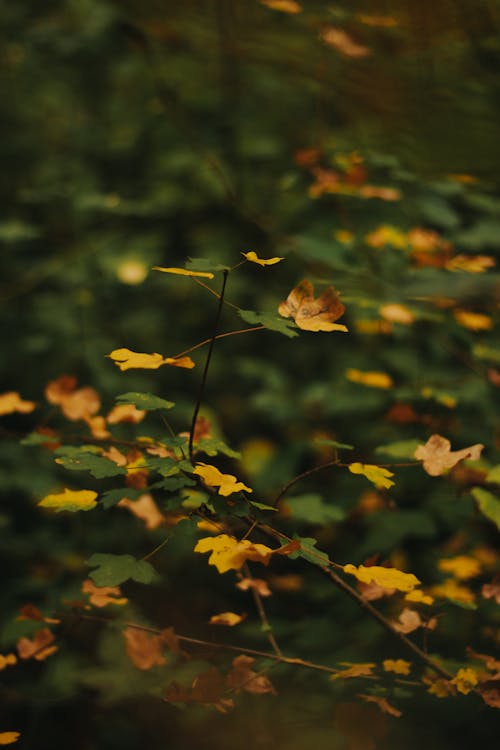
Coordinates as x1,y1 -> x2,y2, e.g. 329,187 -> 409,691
242,563 -> 282,657
173,325 -> 265,360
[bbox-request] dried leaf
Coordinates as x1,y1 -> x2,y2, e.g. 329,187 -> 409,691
259,0 -> 302,13
118,493 -> 166,530
415,435 -> 483,476
392,608 -> 422,634
359,694 -> 402,717
236,578 -> 272,597
330,662 -> 376,680
482,579 -> 500,604
227,655 -> 276,694
107,403 -> 146,424
320,26 -> 370,57
278,279 -> 347,332
123,627 -> 167,670
0,392 -> 36,416
379,304 -> 415,325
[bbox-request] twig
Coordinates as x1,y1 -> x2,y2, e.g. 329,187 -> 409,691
189,270 -> 229,462
241,563 -> 281,657
173,325 -> 265,360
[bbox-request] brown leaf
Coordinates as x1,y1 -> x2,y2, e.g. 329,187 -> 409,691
123,627 -> 167,670
107,404 -> 146,424
45,375 -> 77,404
118,493 -> 166,530
81,579 -> 128,607
320,26 -> 370,57
236,578 -> 272,597
227,655 -> 276,695
278,279 -> 347,332
359,693 -> 402,717
17,628 -> 58,661
415,434 -> 483,476
482,579 -> 500,605
17,604 -> 60,624
478,680 -> 500,708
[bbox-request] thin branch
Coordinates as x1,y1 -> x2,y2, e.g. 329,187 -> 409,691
191,277 -> 240,310
241,563 -> 281,657
189,270 -> 229,461
272,461 -> 340,506
173,325 -> 265,359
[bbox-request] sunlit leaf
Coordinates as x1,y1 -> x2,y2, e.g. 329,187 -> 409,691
209,612 -> 245,626
194,534 -> 273,573
348,463 -> 395,489
278,279 -> 348,332
346,369 -> 393,389
81,579 -> 128,607
0,392 -> 36,416
415,435 -> 483,476
343,564 -> 420,592
0,733 -> 21,745
193,462 -> 252,496
451,668 -> 479,695
471,487 -> 500,531
382,659 -> 411,675
152,266 -> 214,279
242,251 -> 284,266
123,627 -> 167,670
38,488 -> 98,512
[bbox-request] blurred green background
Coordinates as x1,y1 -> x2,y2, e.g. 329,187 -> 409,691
1,1 -> 500,748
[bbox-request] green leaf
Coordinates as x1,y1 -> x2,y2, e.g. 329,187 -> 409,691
375,440 -> 421,459
21,432 -> 60,446
195,438 -> 241,459
86,553 -> 159,586
145,457 -> 188,477
289,536 -> 330,567
238,309 -> 298,338
101,488 -> 143,510
313,439 -> 354,450
473,344 -> 500,365
151,476 -> 196,492
248,500 -> 278,512
54,447 -> 126,479
471,487 -> 500,531
115,392 -> 175,411
486,465 -> 500,484
185,257 -> 230,272
285,494 -> 345,524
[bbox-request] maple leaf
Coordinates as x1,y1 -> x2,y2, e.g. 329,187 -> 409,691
359,693 -> 402,718
227,655 -> 276,694
209,612 -> 245,626
0,654 -> 17,671
123,627 -> 167,670
451,667 -> 479,695
152,266 -> 214,279
404,589 -> 434,605
344,564 -> 420,592
194,534 -> 274,574
241,251 -> 284,266
414,434 -> 483,476
108,348 -> 195,371
278,279 -> 348,332
330,663 -> 376,680
345,369 -> 393,389
431,578 -> 475,606
348,463 -> 395,489
0,733 -> 20,746
118,493 -> 166,530
17,628 -> 58,661
81,579 -> 128,608
193,462 -> 252,496
38,488 -> 98,512
382,659 -> 411,675
0,391 -> 36,416
107,403 -> 145,424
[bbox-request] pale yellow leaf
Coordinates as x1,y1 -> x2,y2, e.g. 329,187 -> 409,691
152,266 -> 214,279
38,488 -> 98,513
344,564 -> 420,592
348,463 -> 395,489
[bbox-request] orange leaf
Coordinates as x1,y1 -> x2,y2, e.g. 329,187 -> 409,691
0,654 -> 17,671
118,493 -> 166,530
320,26 -> 371,57
123,627 -> 167,670
278,279 -> 348,332
108,348 -> 168,371
346,369 -> 393,389
81,579 -> 128,608
163,356 -> 195,369
454,310 -> 493,330
236,578 -> 272,597
330,662 -> 376,680
0,733 -> 21,745
227,655 -> 276,694
414,434 -> 483,476
259,0 -> 302,13
107,404 -> 146,424
209,612 -> 245,627
17,628 -> 58,661
0,392 -> 36,416
392,608 -> 422,634
360,694 -> 402,717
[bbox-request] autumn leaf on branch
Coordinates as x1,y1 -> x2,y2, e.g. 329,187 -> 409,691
0,733 -> 21,745
81,579 -> 128,608
123,627 -> 167,670
38,488 -> 98,513
17,628 -> 58,661
152,266 -> 215,279
209,612 -> 245,627
348,463 -> 395,489
0,391 -> 36,416
278,279 -> 348,332
414,435 -> 483,476
193,462 -> 252,496
108,348 -> 194,371
194,534 -> 274,573
343,564 -> 420,592
241,251 -> 284,266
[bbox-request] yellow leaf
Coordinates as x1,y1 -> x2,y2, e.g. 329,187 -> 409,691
431,578 -> 475,605
346,369 -> 393,389
344,564 -> 420,592
454,310 -> 493,331
330,662 -> 376,680
242,251 -> 284,266
38,488 -> 98,512
365,225 -> 407,249
451,668 -> 479,695
152,266 -> 214,279
209,612 -> 245,626
379,304 -> 415,325
348,463 -> 395,489
108,348 -> 166,371
278,279 -> 348,332
194,534 -> 273,574
0,733 -> 20,745
382,659 -> 411,675
426,678 -> 455,698
446,254 -> 495,273
0,654 -> 17,670
163,356 -> 195,369
123,627 -> 167,671
0,392 -> 36,416
438,555 -> 482,580
414,434 -> 483,476
194,463 -> 252,496
404,589 -> 434,605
